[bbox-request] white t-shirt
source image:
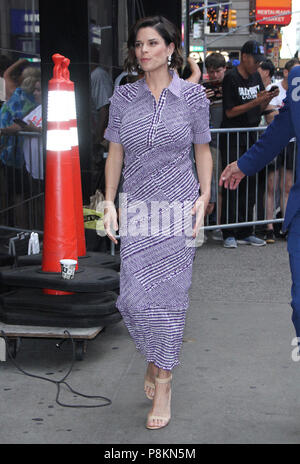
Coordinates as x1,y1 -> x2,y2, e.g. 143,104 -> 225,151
23,105 -> 43,179
268,80 -> 286,109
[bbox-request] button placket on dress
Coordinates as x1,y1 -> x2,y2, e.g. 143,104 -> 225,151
147,89 -> 168,147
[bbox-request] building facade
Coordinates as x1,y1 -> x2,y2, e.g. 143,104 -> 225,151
188,0 -> 264,62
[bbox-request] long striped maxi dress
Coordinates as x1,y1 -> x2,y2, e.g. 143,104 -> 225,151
104,70 -> 211,370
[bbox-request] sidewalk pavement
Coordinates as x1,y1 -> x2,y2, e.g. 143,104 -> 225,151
1,236 -> 299,444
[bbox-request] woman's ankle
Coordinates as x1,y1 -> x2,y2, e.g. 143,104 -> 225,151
157,367 -> 172,379
147,362 -> 158,377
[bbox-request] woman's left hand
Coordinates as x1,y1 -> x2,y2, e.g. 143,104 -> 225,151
191,193 -> 210,238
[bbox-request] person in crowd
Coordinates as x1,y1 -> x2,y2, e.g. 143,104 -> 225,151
21,79 -> 42,179
90,44 -> 113,146
3,58 -> 31,100
104,15 -> 212,430
202,52 -> 227,240
219,65 -> 300,359
21,78 -> 43,229
220,40 -> 279,248
0,79 -> 42,175
90,44 -> 113,199
0,55 -> 13,105
225,61 -> 233,71
0,66 -> 40,226
258,59 -> 275,89
0,66 -> 40,168
256,58 -> 278,241
262,58 -> 300,243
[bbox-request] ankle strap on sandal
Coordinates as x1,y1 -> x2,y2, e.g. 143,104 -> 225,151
155,374 -> 172,384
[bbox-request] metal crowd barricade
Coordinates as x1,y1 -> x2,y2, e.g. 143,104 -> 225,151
204,126 -> 297,233
108,125 -> 297,255
0,131 -> 44,231
2,127 -> 297,250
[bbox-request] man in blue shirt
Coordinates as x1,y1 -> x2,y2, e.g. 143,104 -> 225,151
219,65 -> 300,341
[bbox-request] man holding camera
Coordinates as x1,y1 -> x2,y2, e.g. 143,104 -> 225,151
219,40 -> 279,248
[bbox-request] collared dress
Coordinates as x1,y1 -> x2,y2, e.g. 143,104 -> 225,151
104,71 -> 210,370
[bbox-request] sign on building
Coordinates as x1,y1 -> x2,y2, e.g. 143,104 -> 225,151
256,0 -> 292,26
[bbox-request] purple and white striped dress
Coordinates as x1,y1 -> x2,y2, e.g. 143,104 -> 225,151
104,70 -> 210,370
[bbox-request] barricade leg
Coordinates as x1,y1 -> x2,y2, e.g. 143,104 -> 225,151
220,137 -> 255,239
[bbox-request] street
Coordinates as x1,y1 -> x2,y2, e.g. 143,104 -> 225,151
0,235 -> 299,444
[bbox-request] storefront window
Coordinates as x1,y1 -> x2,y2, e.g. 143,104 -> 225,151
0,0 -> 40,102
0,0 -> 42,229
88,0 -> 129,197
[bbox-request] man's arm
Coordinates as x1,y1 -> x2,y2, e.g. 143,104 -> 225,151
225,89 -> 278,119
185,57 -> 201,84
3,59 -> 28,99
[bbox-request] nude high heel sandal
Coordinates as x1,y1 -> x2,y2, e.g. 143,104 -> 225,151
144,378 -> 155,400
146,374 -> 172,430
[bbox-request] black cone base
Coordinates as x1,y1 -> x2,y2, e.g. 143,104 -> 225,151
0,289 -> 122,328
16,252 -> 120,271
0,253 -> 14,267
0,265 -> 120,293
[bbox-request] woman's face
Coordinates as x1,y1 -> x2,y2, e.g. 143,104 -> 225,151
134,27 -> 174,73
33,80 -> 42,104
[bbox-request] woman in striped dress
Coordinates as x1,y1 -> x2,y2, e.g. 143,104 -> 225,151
104,16 -> 212,430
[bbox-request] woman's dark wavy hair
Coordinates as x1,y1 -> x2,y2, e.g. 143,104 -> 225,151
124,15 -> 183,74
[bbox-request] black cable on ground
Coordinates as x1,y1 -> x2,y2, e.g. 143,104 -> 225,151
0,329 -> 112,409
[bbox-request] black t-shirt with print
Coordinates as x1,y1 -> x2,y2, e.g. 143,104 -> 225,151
221,66 -> 265,129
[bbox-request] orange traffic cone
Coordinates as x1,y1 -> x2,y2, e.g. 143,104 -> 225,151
61,57 -> 86,258
42,53 -> 78,295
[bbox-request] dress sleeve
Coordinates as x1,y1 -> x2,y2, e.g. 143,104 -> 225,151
104,86 -> 123,144
185,84 -> 211,145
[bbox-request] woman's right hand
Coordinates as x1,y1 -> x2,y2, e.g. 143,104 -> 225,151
103,201 -> 119,244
